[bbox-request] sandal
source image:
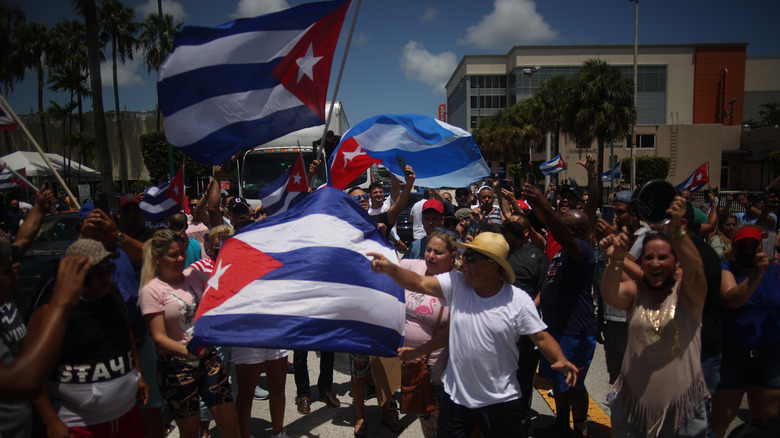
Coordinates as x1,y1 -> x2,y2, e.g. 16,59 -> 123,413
381,416 -> 403,433
354,422 -> 367,437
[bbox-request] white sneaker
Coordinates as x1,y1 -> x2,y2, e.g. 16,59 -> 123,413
271,429 -> 289,438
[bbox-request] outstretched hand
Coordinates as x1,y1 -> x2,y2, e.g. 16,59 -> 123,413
550,359 -> 579,388
367,252 -> 394,275
576,149 -> 597,174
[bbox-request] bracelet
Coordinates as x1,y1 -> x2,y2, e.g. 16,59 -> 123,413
669,227 -> 687,240
607,258 -> 624,271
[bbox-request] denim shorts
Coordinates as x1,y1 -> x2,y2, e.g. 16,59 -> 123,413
349,353 -> 371,378
718,346 -> 780,390
539,334 -> 596,394
157,348 -> 233,419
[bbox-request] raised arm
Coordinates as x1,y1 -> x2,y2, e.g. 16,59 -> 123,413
699,191 -> 718,236
13,187 -> 55,257
721,252 -> 770,309
598,231 -> 637,310
385,166 -> 416,227
523,183 -> 582,261
576,149 -> 599,226
667,196 -> 707,316
207,168 -> 225,228
367,251 -> 443,300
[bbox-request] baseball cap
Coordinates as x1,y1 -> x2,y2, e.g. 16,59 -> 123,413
119,193 -> 140,211
228,197 -> 251,213
732,226 -> 761,243
79,202 -> 95,222
422,199 -> 444,214
454,208 -> 472,220
66,239 -> 119,266
614,190 -> 633,204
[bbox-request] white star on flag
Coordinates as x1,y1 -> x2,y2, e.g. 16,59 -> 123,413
293,172 -> 303,184
206,259 -> 231,294
342,146 -> 367,168
296,44 -> 322,82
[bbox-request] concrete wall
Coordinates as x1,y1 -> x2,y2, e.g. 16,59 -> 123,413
2,111 -> 158,182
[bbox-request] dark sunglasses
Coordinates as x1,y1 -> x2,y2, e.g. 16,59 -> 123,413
352,194 -> 370,202
462,250 -> 494,264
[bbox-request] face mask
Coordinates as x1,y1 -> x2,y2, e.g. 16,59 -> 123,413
734,251 -> 756,269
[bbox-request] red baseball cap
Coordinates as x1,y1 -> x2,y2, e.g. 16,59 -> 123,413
732,226 -> 761,243
119,193 -> 140,211
422,199 -> 444,214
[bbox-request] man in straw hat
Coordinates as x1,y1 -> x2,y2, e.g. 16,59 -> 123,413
368,231 -> 578,437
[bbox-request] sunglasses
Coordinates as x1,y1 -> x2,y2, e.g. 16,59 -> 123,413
352,194 -> 370,202
462,250 -> 494,264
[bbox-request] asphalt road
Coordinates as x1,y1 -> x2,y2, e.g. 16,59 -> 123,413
170,344 -> 749,438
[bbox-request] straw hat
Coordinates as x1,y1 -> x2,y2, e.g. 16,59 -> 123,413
453,232 -> 515,284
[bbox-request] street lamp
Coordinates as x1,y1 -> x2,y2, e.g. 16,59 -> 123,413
460,77 -> 480,130
522,66 -> 542,99
629,0 -> 638,191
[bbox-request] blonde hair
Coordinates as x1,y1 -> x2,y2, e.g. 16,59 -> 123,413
140,229 -> 186,287
426,230 -> 461,271
208,225 -> 235,244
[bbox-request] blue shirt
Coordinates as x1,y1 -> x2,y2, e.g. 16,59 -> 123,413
721,261 -> 780,350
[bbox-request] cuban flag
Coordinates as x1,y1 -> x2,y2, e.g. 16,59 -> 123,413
191,186 -> 405,356
327,114 -> 490,189
158,0 -> 352,165
257,154 -> 309,216
675,162 -> 709,192
0,167 -> 26,191
140,167 -> 186,219
601,162 -> 621,182
0,104 -> 18,131
540,154 -> 566,175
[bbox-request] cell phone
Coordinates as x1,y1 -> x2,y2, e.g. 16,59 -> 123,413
501,178 -> 513,191
95,193 -> 110,216
601,205 -> 615,225
762,231 -> 777,261
395,156 -> 411,175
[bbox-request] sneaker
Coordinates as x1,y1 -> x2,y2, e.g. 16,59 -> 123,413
271,428 -> 289,438
254,387 -> 269,400
286,361 -> 295,374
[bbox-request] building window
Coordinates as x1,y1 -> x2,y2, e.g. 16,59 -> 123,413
721,159 -> 729,189
627,134 -> 655,148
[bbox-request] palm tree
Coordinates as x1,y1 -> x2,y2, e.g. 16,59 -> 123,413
99,0 -> 139,193
47,100 -> 79,184
137,13 -> 184,130
533,75 -> 570,157
15,22 -> 50,151
0,3 -> 26,94
73,0 -> 115,206
474,100 -> 541,174
566,59 -> 636,202
48,20 -> 90,133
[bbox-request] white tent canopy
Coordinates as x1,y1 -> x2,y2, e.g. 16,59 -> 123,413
1,151 -> 101,180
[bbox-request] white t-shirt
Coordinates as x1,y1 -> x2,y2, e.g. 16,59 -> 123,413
436,271 -> 547,408
410,198 -> 426,239
368,196 -> 393,216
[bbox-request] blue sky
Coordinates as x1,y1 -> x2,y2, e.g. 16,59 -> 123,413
6,0 -> 780,129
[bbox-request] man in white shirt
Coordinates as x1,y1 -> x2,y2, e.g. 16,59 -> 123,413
369,232 -> 577,437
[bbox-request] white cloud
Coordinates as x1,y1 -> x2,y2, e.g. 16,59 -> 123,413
353,32 -> 369,47
230,0 -> 290,19
459,0 -> 557,49
400,41 -> 457,96
100,49 -> 145,89
420,7 -> 436,23
136,0 -> 187,20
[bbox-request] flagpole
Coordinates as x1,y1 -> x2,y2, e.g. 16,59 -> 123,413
0,159 -> 39,192
312,0 -> 362,189
0,94 -> 80,209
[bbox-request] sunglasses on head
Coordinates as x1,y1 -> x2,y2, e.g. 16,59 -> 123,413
462,250 -> 494,264
352,194 -> 369,202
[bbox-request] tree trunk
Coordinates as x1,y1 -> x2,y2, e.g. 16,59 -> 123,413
112,38 -> 128,193
83,0 -> 115,207
596,138 -> 605,205
36,62 -> 49,152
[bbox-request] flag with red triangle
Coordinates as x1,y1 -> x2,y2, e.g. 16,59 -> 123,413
675,162 -> 709,193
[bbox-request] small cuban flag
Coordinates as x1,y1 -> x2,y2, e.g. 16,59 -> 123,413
140,167 -> 186,220
540,154 -> 566,175
674,162 -> 709,193
601,163 -> 621,182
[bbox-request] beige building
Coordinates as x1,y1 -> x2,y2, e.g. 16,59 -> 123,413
446,43 -> 780,191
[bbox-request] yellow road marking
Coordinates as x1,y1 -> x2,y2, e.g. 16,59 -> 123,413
534,374 -> 611,437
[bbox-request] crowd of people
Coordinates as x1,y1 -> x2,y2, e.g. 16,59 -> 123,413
1,152 -> 779,438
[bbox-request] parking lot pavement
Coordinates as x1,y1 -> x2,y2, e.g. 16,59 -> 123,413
168,343 -> 748,438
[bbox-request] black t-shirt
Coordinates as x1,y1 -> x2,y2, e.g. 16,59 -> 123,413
693,235 -> 722,359
508,243 -> 550,300
41,285 -> 133,383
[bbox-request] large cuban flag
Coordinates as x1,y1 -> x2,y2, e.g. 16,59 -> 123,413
191,186 -> 405,356
675,162 -> 709,193
327,114 -> 491,190
158,0 -> 352,165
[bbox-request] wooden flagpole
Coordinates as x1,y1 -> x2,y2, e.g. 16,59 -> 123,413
312,0 -> 362,189
0,94 -> 80,209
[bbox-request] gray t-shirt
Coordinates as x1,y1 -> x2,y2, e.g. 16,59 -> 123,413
0,300 -> 32,438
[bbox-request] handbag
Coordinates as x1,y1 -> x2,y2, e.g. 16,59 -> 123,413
399,305 -> 444,415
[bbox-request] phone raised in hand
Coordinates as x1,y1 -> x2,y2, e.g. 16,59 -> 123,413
601,205 -> 615,225
396,156 -> 411,175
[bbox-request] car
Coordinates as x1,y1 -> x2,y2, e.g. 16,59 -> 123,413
395,192 -> 423,246
12,211 -> 80,323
